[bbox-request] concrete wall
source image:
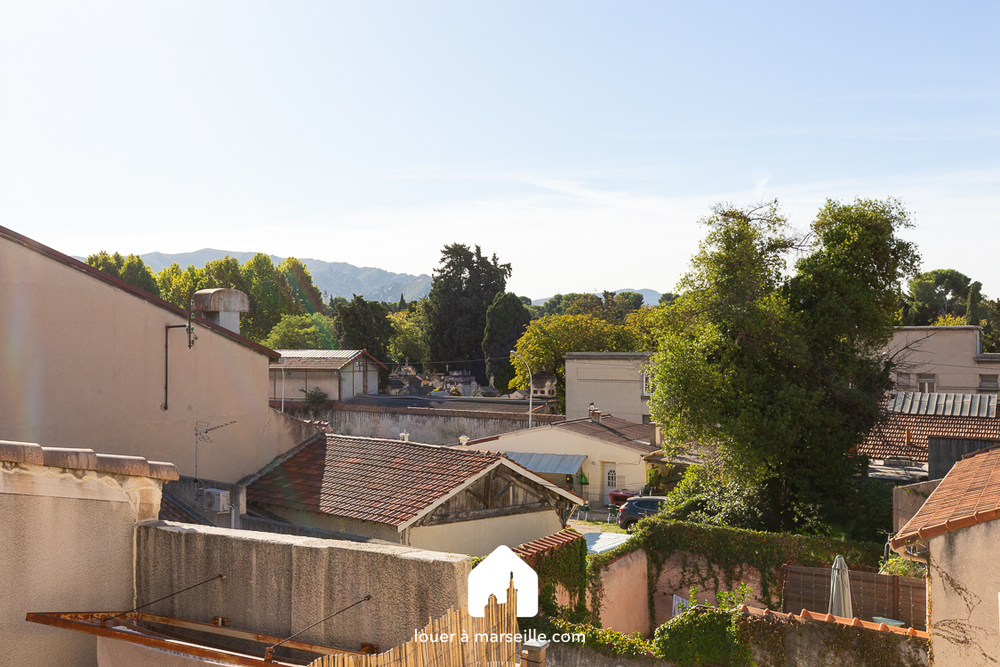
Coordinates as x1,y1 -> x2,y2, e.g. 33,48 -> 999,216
409,509 -> 565,556
136,521 -> 472,652
927,523 -> 1000,667
894,479 -> 942,532
0,235 -> 320,482
463,427 -> 650,506
1,457 -> 164,667
565,354 -> 651,423
323,403 -> 561,446
887,326 -> 999,394
592,549 -> 651,636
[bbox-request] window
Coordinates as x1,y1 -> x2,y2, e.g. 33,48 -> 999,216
642,414 -> 653,425
980,375 -> 999,393
606,468 -> 616,489
917,374 -> 936,393
642,372 -> 654,397
895,373 -> 911,390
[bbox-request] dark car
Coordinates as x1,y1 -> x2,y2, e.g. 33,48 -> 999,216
617,495 -> 666,532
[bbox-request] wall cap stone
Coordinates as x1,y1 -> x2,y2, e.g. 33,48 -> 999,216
0,439 -> 179,481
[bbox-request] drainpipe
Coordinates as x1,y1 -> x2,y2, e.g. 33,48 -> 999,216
279,358 -> 286,413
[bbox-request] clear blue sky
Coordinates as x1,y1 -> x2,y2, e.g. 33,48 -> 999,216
2,2 -> 997,300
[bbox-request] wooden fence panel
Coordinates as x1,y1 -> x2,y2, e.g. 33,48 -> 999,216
311,582 -> 518,667
781,566 -> 926,631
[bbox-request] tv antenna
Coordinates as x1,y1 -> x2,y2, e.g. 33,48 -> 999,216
194,420 -> 236,484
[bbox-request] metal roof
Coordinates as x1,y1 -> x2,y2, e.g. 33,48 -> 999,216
276,349 -> 363,358
504,451 -> 587,475
584,531 -> 633,554
887,392 -> 997,418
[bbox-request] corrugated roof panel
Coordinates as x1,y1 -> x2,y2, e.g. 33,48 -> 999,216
888,392 -> 996,418
504,452 -> 587,475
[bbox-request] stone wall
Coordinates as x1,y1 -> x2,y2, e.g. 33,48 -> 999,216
322,403 -> 562,445
136,521 -> 473,652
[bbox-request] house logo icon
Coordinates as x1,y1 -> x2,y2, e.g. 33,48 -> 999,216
467,545 -> 538,618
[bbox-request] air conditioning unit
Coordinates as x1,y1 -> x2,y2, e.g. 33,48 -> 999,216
202,489 -> 231,513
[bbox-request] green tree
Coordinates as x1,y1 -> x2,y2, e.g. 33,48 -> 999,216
482,292 -> 532,392
241,253 -> 295,342
334,295 -> 393,389
966,281 -> 983,325
263,313 -> 340,349
511,314 -> 635,408
563,293 -> 603,316
903,269 -> 971,325
87,251 -> 160,297
982,298 -> 1000,353
388,310 -> 430,366
424,244 -> 511,381
279,257 -> 326,315
200,256 -> 246,292
156,263 -> 204,309
648,199 -> 918,536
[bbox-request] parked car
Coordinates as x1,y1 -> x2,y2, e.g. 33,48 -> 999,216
617,495 -> 666,533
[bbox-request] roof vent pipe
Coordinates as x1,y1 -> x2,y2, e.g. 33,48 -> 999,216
591,409 -> 602,425
192,289 -> 250,335
459,436 -> 469,447
400,431 -> 409,442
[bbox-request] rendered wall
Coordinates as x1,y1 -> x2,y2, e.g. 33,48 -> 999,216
463,427 -> 649,506
1,461 -> 162,667
409,509 -> 565,556
592,549 -> 651,636
0,236 -> 318,482
323,404 -> 561,445
886,326 -> 994,394
927,524 -> 1000,667
136,522 -> 472,651
565,355 -> 651,423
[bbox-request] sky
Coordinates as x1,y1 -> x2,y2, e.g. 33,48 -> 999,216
1,2 -> 997,300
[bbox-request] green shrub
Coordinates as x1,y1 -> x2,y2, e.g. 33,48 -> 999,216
652,607 -> 751,667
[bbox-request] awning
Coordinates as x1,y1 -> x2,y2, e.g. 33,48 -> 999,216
504,452 -> 587,475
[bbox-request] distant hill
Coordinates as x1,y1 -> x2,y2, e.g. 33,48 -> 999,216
531,288 -> 663,307
139,249 -> 434,302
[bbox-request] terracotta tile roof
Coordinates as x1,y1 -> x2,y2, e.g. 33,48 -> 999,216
858,411 -> 1000,462
740,606 -> 928,639
892,446 -> 1000,550
513,528 -> 585,566
246,434 -> 502,528
158,493 -> 211,524
553,416 -> 658,453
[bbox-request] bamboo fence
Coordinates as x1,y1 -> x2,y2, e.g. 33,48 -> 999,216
309,581 -> 519,667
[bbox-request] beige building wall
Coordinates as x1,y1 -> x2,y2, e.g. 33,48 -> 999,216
887,326 -> 1000,395
1,447 -> 167,667
270,369 -> 342,402
565,353 -> 651,423
926,524 -> 1000,667
463,426 -> 650,506
0,235 -> 317,482
409,509 -> 564,556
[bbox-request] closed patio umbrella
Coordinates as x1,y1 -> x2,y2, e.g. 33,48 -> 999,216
828,555 -> 853,618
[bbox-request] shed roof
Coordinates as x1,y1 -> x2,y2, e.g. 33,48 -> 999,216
504,452 -> 587,475
246,434 -> 580,530
271,349 -> 388,371
892,445 -> 1000,551
887,392 -> 996,418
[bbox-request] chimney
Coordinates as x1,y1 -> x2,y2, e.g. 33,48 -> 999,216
192,289 -> 250,335
459,436 -> 470,447
400,431 -> 410,442
591,409 -> 602,425
650,423 -> 662,448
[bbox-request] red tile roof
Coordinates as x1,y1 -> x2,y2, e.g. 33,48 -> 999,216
892,445 -> 1000,551
740,606 -> 928,639
0,225 -> 279,359
513,528 -> 585,566
859,411 -> 1000,462
247,434 -> 503,528
553,416 -> 658,453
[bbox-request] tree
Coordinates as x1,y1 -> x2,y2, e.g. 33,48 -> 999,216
241,253 -> 295,342
87,251 -> 160,297
482,292 -> 532,392
648,199 -> 919,537
424,244 -> 511,382
334,295 -> 393,389
263,313 -> 340,349
563,293 -> 603,316
388,310 -> 430,366
156,263 -> 203,309
511,314 -> 635,409
965,281 -> 983,325
903,269 -> 971,325
279,257 -> 326,315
